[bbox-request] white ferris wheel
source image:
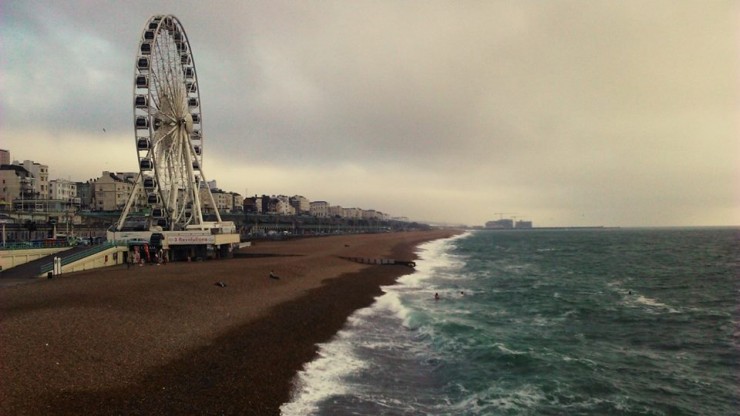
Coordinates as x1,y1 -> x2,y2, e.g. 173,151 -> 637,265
117,14 -> 222,232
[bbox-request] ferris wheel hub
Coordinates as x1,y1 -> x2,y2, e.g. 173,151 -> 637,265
183,113 -> 194,133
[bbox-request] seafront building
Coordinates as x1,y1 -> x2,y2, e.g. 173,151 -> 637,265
328,205 -> 343,218
92,172 -> 146,212
310,201 -> 329,218
289,195 -> 310,214
0,148 -> 404,225
0,165 -> 32,207
14,160 -> 49,200
199,188 -> 243,214
362,209 -> 390,221
0,149 -> 10,166
484,218 -> 534,229
49,179 -> 77,202
243,196 -> 262,213
76,182 -> 93,210
343,207 -> 362,219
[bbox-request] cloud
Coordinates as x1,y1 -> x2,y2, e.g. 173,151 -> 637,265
1,0 -> 738,226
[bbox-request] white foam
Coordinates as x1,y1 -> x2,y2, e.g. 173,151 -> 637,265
634,295 -> 664,308
281,232 -> 472,414
449,383 -> 545,414
495,342 -> 527,355
494,384 -> 545,410
280,334 -> 367,416
362,290 -> 410,324
561,355 -> 598,368
412,232 -> 470,276
632,294 -> 680,313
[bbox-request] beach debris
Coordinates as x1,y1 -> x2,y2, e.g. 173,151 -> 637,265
338,256 -> 416,268
269,271 -> 280,280
215,281 -> 227,288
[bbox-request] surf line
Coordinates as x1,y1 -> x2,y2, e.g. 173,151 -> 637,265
338,256 -> 416,268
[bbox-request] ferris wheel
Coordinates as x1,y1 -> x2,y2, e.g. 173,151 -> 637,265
119,14 -> 221,231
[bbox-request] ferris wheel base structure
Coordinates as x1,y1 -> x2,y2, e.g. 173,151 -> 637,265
107,222 -> 240,262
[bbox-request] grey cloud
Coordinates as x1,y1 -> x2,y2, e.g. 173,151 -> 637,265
2,0 -> 737,226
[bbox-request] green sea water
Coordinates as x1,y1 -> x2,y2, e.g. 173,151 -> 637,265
283,228 -> 739,415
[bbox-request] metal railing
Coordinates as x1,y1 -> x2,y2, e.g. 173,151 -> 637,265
39,242 -> 120,275
1,240 -> 73,251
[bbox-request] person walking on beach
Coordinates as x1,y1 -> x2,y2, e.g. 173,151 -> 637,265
133,249 -> 142,266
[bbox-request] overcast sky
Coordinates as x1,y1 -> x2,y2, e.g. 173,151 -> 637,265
2,0 -> 738,226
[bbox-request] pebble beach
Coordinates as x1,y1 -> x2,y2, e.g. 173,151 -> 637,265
0,230 -> 457,415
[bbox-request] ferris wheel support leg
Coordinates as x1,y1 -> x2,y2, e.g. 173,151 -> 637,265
116,172 -> 143,231
180,132 -> 207,229
196,166 -> 223,224
208,178 -> 223,223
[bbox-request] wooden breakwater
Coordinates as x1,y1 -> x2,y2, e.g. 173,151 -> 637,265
339,256 -> 416,268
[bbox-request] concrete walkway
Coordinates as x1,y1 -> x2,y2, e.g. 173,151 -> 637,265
0,246 -> 89,286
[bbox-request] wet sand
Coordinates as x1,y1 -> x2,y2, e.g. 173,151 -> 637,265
0,230 -> 457,415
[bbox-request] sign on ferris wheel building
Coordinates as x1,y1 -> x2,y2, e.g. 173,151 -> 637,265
167,232 -> 215,245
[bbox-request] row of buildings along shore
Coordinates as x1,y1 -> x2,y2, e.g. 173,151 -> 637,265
0,150 -> 408,223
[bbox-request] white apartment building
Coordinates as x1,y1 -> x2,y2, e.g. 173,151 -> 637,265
49,179 -> 77,201
92,171 -> 144,211
290,195 -> 310,214
0,165 -> 31,203
328,205 -> 344,218
274,196 -> 295,215
14,160 -> 49,199
0,149 -> 10,166
342,207 -> 363,219
362,209 -> 383,220
200,188 -> 233,213
310,201 -> 329,218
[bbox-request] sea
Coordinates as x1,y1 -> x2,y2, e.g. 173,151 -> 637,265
281,228 -> 739,415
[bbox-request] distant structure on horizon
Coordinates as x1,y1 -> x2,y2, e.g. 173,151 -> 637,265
485,218 -> 533,229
